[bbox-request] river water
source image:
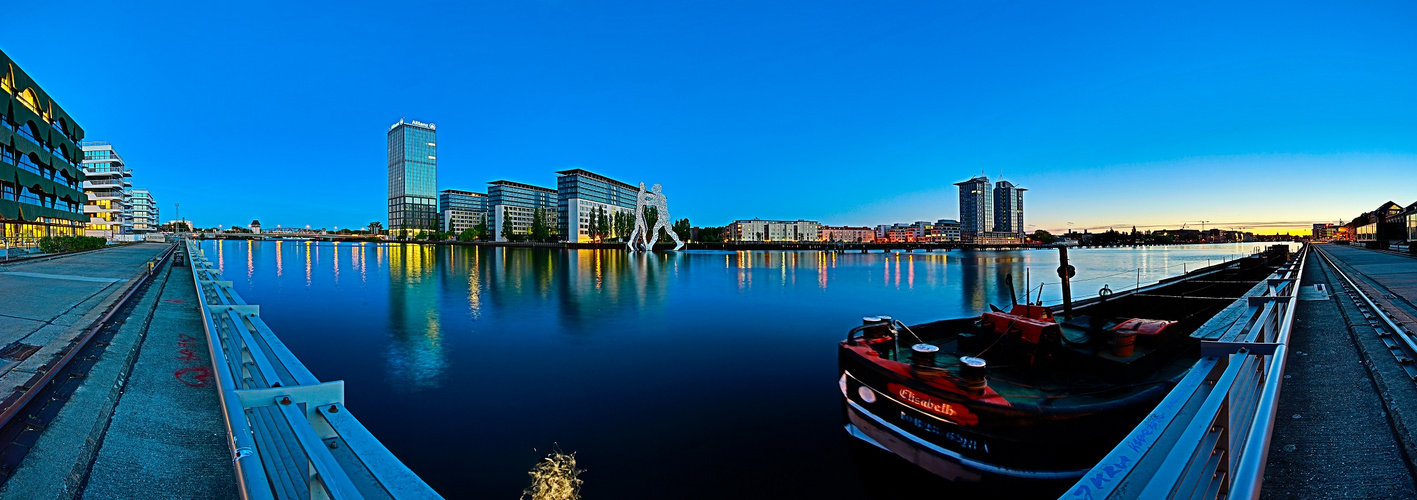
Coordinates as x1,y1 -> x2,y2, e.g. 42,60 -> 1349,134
199,240 -> 1291,498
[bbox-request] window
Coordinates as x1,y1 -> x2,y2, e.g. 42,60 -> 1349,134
18,188 -> 40,206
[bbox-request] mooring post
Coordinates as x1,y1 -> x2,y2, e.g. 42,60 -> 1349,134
1059,246 -> 1074,317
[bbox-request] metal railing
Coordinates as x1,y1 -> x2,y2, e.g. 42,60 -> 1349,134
185,239 -> 441,499
1062,244 -> 1307,500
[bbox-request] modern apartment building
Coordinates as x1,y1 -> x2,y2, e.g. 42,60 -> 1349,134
128,188 -> 158,233
555,169 -> 641,243
955,175 -> 992,242
725,219 -> 821,242
957,175 -> 1025,244
488,180 -> 557,241
439,189 -> 487,235
387,119 -> 438,236
81,142 -> 131,239
820,225 -> 875,243
993,180 -> 1026,234
0,49 -> 89,249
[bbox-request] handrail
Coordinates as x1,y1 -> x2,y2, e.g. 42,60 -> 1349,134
1062,244 -> 1308,500
184,239 -> 442,499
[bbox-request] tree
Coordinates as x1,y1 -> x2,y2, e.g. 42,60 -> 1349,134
530,207 -> 549,242
473,219 -> 489,241
697,226 -> 724,242
672,218 -> 691,242
501,209 -> 514,241
603,206 -> 614,240
1031,229 -> 1057,244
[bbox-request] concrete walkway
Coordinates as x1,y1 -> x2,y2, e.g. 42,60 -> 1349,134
0,244 -> 236,497
1262,248 -> 1417,498
0,243 -> 170,399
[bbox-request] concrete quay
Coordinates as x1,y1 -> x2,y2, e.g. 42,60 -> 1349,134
1262,244 -> 1417,498
0,243 -> 234,497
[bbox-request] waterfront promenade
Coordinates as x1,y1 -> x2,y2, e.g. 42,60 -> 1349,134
1263,244 -> 1417,498
0,243 -> 234,497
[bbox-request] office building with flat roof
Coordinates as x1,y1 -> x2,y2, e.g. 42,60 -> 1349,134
81,142 -> 132,239
387,119 -> 438,236
0,49 -> 89,249
129,188 -> 158,234
556,169 -> 641,243
439,189 -> 487,235
488,180 -> 557,241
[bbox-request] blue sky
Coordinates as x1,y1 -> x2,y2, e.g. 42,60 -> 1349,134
5,1 -> 1415,233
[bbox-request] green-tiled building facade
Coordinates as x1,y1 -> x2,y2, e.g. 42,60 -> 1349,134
0,49 -> 88,248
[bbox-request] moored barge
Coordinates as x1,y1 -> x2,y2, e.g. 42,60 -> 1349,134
839,246 -> 1292,484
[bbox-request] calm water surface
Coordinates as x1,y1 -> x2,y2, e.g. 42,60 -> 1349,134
201,240 -> 1289,498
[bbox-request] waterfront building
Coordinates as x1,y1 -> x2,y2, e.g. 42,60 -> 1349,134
555,169 -> 641,243
439,189 -> 487,235
249,219 -> 261,234
725,218 -> 821,242
1311,223 -> 1337,241
0,50 -> 89,249
488,180 -> 557,241
955,175 -> 992,243
81,142 -> 132,240
129,189 -> 158,233
927,219 -> 961,242
387,119 -> 438,237
820,225 -> 875,243
993,180 -> 1026,234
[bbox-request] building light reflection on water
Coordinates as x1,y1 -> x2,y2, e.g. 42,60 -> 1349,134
387,243 -> 446,390
305,241 -> 312,287
275,240 -> 283,278
332,242 -> 339,284
247,240 -> 254,281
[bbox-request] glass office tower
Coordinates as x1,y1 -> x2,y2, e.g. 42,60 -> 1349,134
387,119 -> 438,236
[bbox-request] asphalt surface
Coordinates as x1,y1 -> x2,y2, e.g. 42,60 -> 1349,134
1262,245 -> 1417,499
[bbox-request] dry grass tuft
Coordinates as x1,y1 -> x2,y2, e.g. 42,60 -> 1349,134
521,448 -> 584,500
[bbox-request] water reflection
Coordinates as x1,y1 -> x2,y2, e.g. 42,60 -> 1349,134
387,244 -> 446,390
201,240 -> 1297,498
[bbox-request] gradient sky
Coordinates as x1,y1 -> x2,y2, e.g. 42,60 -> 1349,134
5,1 -> 1415,234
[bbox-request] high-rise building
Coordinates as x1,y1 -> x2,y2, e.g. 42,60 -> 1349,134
81,142 -> 132,239
439,189 -> 487,235
0,49 -> 90,250
993,180 -> 1026,234
555,169 -> 641,243
128,188 -> 158,233
955,175 -> 992,242
488,180 -> 557,241
387,119 -> 438,237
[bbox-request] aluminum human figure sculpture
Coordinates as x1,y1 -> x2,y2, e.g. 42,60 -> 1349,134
643,184 -> 684,251
627,182 -> 650,251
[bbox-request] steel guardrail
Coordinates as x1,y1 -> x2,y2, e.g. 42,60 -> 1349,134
185,239 -> 441,499
1062,244 -> 1307,500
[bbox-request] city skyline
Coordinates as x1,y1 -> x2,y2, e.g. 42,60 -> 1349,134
4,2 -> 1415,234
